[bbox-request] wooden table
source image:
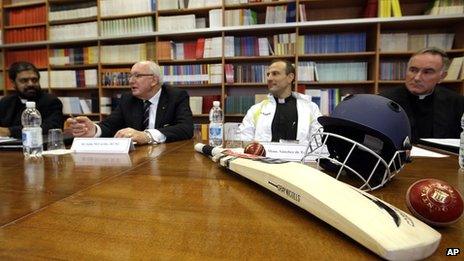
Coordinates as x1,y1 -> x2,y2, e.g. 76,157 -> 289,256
0,140 -> 462,259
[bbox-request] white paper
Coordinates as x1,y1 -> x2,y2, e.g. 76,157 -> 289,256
410,146 -> 448,158
420,138 -> 459,148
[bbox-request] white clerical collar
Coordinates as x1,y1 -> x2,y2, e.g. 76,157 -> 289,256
417,92 -> 432,100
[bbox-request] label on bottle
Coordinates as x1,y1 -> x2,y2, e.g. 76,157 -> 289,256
22,128 -> 43,147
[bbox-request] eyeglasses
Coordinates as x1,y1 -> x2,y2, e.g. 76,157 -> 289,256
129,73 -> 154,79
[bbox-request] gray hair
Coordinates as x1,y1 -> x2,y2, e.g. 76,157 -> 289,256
140,60 -> 164,86
410,47 -> 450,72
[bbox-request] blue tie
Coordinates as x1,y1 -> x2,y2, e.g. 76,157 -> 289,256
143,100 -> 151,130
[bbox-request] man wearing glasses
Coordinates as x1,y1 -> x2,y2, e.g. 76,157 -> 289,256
67,61 -> 193,144
380,47 -> 464,143
0,61 -> 63,139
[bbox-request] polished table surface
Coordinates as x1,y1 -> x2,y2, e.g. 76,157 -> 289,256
0,140 -> 462,260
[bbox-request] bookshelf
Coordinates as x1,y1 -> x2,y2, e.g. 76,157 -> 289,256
0,0 -> 462,120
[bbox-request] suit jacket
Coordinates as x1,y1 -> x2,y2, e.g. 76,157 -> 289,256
0,92 -> 64,139
99,85 -> 194,142
380,86 -> 464,142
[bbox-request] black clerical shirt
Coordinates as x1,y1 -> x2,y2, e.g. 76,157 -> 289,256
271,95 -> 298,142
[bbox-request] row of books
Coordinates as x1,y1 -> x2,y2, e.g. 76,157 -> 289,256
5,49 -> 47,68
5,5 -> 46,26
100,95 -> 123,114
101,70 -> 131,87
224,9 -> 258,26
158,14 -> 197,32
444,56 -> 464,81
224,36 -> 272,57
378,0 -> 403,18
4,27 -> 46,44
59,97 -> 95,115
380,33 -> 455,52
265,3 -> 296,24
158,0 -> 221,10
189,95 -> 221,115
50,22 -> 98,41
296,33 -> 367,54
162,64 -> 223,84
426,0 -> 464,15
49,1 -> 98,22
225,63 -> 268,83
100,0 -> 157,17
100,43 -> 155,64
298,61 -> 368,82
272,33 -> 296,55
225,95 -> 256,114
101,17 -> 154,37
49,70 -> 98,89
157,38 -> 222,60
380,60 -> 407,80
305,88 -> 342,115
49,47 -> 99,66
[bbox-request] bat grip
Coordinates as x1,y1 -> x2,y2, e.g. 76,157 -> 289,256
194,143 -> 223,157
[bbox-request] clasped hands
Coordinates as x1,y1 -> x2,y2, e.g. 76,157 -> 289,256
65,116 -> 151,145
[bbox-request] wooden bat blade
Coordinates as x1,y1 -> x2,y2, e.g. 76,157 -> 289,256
194,143 -> 441,260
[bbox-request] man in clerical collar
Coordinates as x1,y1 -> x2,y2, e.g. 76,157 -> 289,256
0,61 -> 63,139
380,47 -> 464,143
239,59 -> 323,142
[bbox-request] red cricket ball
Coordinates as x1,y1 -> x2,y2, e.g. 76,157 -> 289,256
406,178 -> 463,226
244,142 -> 266,157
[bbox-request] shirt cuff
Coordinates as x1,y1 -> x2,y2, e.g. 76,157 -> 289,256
94,124 -> 102,137
147,129 -> 166,143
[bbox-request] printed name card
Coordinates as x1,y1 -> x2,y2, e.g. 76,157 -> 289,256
71,138 -> 134,154
261,142 -> 314,162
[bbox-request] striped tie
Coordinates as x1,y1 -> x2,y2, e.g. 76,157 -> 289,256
142,100 -> 151,130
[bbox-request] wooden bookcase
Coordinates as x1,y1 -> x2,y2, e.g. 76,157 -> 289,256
0,0 -> 463,121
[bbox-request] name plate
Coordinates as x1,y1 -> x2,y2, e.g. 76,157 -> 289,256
261,142 -> 314,162
71,138 -> 134,154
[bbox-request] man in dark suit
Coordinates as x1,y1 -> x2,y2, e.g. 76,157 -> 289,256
67,61 -> 193,144
380,47 -> 464,143
0,61 -> 63,139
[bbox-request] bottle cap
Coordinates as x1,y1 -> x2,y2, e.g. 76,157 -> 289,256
213,101 -> 220,107
25,101 -> 36,108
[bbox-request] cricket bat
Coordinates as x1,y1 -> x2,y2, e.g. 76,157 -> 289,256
194,143 -> 441,261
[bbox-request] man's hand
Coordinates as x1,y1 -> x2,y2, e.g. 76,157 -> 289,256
115,127 -> 150,145
0,127 -> 11,137
66,116 -> 97,137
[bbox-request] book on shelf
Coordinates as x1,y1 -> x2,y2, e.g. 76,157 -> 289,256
228,63 -> 268,83
49,1 -> 97,22
425,0 -> 464,15
202,95 -> 221,114
6,5 -> 46,26
49,46 -> 99,66
305,89 -> 341,115
161,64 -> 222,84
50,22 -> 98,41
189,96 -> 203,115
298,4 -> 308,22
378,0 -> 402,17
59,97 -> 94,115
380,60 -> 407,80
101,16 -> 154,37
101,43 -> 155,64
6,49 -> 48,68
209,9 -> 223,28
224,9 -> 257,26
225,95 -> 255,114
5,27 -> 46,44
297,32 -> 366,54
101,69 -> 131,87
158,15 -> 196,32
363,0 -> 378,18
100,0 -> 156,17
51,70 -> 98,88
381,33 -> 455,52
444,56 -> 464,80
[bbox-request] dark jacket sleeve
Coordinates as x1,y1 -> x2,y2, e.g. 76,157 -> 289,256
98,93 -> 132,137
157,88 -> 194,142
37,94 -> 64,135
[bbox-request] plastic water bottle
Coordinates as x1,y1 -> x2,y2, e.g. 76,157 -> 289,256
21,101 -> 43,158
209,100 -> 223,147
460,113 -> 464,168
